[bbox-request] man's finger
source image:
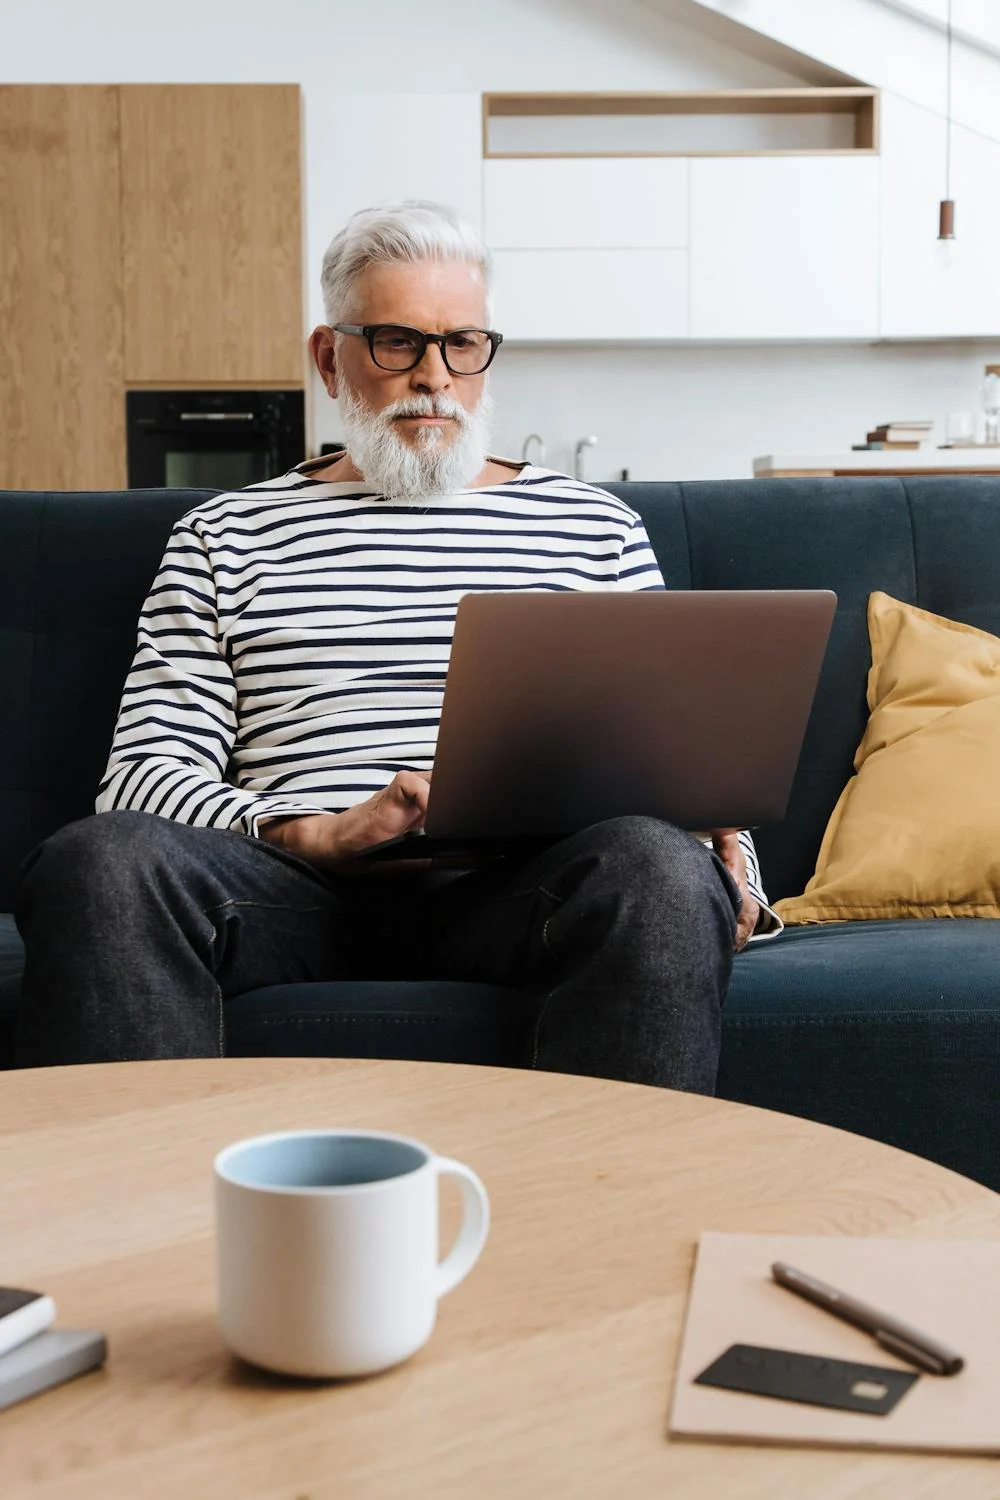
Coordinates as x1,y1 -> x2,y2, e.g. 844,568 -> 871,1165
734,894 -> 760,950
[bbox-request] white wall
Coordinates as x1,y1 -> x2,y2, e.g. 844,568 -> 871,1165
313,338 -> 1000,480
6,0 -> 1000,482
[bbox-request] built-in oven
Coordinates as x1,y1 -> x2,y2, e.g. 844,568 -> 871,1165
126,389 -> 306,490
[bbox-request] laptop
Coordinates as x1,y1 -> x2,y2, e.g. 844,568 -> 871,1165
358,589 -> 836,863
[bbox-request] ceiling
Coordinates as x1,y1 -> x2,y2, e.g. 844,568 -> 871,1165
634,0 -> 859,84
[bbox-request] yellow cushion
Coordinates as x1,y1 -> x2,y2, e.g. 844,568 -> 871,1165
775,591 -> 1000,924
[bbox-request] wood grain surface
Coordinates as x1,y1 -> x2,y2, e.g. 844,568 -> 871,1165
0,85 -> 125,489
2,1058 -> 998,1499
120,84 -> 306,386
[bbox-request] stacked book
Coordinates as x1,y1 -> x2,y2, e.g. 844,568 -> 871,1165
853,420 -> 933,452
0,1289 -> 105,1411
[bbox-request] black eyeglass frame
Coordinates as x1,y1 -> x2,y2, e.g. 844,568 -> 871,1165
332,322 -> 504,375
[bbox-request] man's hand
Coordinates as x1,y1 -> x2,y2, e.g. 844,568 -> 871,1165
709,828 -> 760,952
258,771 -> 432,871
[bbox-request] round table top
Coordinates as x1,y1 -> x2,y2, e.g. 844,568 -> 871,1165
4,1057 -> 1000,1499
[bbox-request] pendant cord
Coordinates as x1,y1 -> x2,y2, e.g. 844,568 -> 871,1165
945,0 -> 953,201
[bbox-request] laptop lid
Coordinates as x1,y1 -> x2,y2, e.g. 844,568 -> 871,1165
423,590 -> 836,838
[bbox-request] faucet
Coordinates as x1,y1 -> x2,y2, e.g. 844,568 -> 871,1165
521,432 -> 546,465
574,435 -> 598,481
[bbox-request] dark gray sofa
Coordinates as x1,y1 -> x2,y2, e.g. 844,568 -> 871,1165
3,479 -> 999,1190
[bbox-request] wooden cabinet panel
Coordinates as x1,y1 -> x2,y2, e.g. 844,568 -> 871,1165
0,86 -> 124,489
120,85 -> 306,385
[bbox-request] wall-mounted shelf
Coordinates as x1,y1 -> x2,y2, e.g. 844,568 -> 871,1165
483,89 -> 879,158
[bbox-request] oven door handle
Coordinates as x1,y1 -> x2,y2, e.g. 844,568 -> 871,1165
179,412 -> 257,422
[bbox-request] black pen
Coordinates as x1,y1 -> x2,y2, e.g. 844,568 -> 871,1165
771,1261 -> 965,1376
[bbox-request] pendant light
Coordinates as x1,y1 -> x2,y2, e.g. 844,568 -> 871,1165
936,0 -> 958,267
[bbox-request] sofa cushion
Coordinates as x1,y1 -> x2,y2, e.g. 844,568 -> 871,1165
777,593 -> 1000,923
0,927 -> 536,1070
719,918 -> 1000,1189
225,981 -> 538,1066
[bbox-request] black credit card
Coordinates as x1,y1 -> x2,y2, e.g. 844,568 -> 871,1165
694,1344 -> 919,1416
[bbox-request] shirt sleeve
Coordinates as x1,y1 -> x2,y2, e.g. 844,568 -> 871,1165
611,516 -> 667,592
95,519 -> 332,837
695,832 -> 782,939
736,829 -> 784,940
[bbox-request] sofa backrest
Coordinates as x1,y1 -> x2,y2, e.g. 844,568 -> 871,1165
2,476 -> 999,909
614,475 -> 1000,899
2,490 -> 216,911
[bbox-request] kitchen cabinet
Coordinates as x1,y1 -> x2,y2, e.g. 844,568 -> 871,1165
481,100 -> 884,343
121,85 -> 305,385
491,248 -> 688,341
879,91 -> 1000,339
688,156 -> 880,339
0,83 -> 306,490
484,158 -> 689,249
0,86 -> 125,490
480,88 -> 883,345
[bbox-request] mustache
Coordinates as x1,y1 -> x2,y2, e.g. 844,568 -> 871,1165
381,393 -> 470,424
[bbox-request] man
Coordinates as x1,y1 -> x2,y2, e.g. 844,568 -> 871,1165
14,199 -> 777,1083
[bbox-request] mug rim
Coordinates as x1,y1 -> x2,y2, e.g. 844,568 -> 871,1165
213,1127 -> 435,1196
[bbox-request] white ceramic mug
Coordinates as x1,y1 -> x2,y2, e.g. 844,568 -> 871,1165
214,1129 -> 489,1378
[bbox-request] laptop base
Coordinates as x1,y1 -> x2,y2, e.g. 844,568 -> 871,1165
357,831 -> 557,864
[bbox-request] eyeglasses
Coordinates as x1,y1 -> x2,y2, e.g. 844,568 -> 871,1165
332,323 -> 503,375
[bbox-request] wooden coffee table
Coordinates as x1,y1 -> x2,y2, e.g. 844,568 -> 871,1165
3,1058 -> 999,1498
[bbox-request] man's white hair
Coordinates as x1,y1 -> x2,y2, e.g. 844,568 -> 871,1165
320,200 -> 493,326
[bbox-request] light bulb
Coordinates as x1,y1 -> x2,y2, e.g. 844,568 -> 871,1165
935,235 -> 959,270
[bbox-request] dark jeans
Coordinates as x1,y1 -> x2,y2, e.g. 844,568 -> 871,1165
14,810 -> 740,1091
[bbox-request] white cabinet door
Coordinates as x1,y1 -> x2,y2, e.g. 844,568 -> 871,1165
303,92 -> 483,332
484,158 -> 689,249
689,157 -> 880,339
492,248 -> 688,341
879,92 -> 1000,338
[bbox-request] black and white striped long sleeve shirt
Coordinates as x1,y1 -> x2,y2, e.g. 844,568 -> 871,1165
97,460 -> 780,937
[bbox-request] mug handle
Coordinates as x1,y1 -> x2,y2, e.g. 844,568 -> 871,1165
433,1156 -> 490,1298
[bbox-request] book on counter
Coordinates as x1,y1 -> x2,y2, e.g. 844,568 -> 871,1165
869,421 -> 934,442
851,419 -> 934,452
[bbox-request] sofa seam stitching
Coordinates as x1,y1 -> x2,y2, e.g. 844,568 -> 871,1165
900,474 -> 920,600
723,1013 -> 1000,1027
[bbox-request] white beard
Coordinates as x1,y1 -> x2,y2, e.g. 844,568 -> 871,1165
337,379 -> 495,501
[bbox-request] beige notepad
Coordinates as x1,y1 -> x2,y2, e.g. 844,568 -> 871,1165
669,1232 -> 1000,1455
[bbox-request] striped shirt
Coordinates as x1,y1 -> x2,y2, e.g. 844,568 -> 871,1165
97,459 -> 777,931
